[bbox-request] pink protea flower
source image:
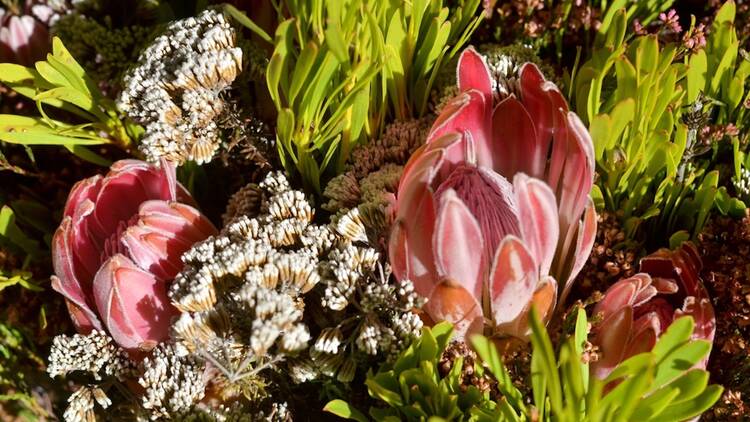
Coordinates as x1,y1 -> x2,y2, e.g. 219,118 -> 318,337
51,160 -> 218,352
389,47 -> 596,340
0,4 -> 51,66
592,243 -> 715,379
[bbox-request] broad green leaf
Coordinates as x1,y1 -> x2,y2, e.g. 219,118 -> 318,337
651,340 -> 711,390
651,316 -> 694,360
656,385 -> 723,421
0,206 -> 40,256
686,51 -> 708,102
323,400 -> 369,422
289,41 -> 320,105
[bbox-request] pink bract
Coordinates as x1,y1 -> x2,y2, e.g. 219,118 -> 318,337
51,159 -> 217,352
389,47 -> 596,340
592,243 -> 716,379
0,6 -> 50,66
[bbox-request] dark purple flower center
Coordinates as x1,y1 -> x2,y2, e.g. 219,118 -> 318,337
435,164 -> 521,263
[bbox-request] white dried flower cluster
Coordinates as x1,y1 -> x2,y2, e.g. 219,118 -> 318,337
139,343 -> 206,420
735,167 -> 750,198
169,171 -> 421,402
63,386 -> 112,422
480,44 -> 526,101
47,330 -> 134,381
118,8 -> 242,164
168,171 -> 329,399
307,260 -> 424,380
323,119 -> 432,239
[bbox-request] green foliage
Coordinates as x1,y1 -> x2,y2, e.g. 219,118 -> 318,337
0,37 -> 140,166
266,0 -> 480,193
597,0 -> 675,40
0,322 -> 47,421
517,309 -> 721,422
573,9 -> 723,246
327,309 -> 722,421
0,206 -> 42,259
324,322 -> 500,421
687,1 -> 750,203
687,1 -> 749,130
373,0 -> 482,120
267,0 -> 381,193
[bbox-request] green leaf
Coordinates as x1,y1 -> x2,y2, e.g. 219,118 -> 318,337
323,400 -> 369,422
529,307 -> 563,415
0,206 -> 40,257
470,335 -> 525,413
223,4 -> 273,43
651,316 -> 694,360
651,340 -> 711,390
366,377 -> 404,408
656,385 -> 723,421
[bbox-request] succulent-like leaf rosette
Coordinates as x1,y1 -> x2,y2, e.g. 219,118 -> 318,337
51,160 -> 217,352
592,243 -> 716,379
389,47 -> 597,340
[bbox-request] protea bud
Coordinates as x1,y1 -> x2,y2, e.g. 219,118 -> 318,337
592,243 -> 716,379
51,160 -> 217,352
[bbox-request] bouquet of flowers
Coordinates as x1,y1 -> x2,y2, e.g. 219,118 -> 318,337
1,0 -> 749,420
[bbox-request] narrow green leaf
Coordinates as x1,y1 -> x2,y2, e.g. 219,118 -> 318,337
224,4 -> 272,43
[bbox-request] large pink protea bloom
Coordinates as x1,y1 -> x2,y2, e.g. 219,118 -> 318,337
0,4 -> 51,66
389,47 -> 596,339
51,160 -> 218,352
592,243 -> 715,379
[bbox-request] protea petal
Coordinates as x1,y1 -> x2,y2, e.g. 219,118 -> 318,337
92,254 -> 177,351
398,185 -> 438,295
120,202 -> 217,280
498,275 -> 558,339
489,236 -> 537,327
429,90 -> 492,168
51,218 -> 101,329
433,189 -> 485,299
594,276 -> 641,318
63,175 -> 103,219
425,280 -> 484,339
491,96 -> 539,177
594,305 -> 633,379
518,63 -> 555,168
531,276 -> 558,323
624,312 -> 660,357
513,173 -> 559,277
562,198 -> 597,302
388,221 -> 409,282
456,46 -> 493,98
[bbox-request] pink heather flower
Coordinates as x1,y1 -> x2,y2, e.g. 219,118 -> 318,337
51,160 -> 217,352
592,243 -> 715,379
659,9 -> 682,34
389,47 -> 596,340
683,23 -> 707,53
0,5 -> 51,66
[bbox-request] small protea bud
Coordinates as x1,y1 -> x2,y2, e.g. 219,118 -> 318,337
51,160 -> 217,352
